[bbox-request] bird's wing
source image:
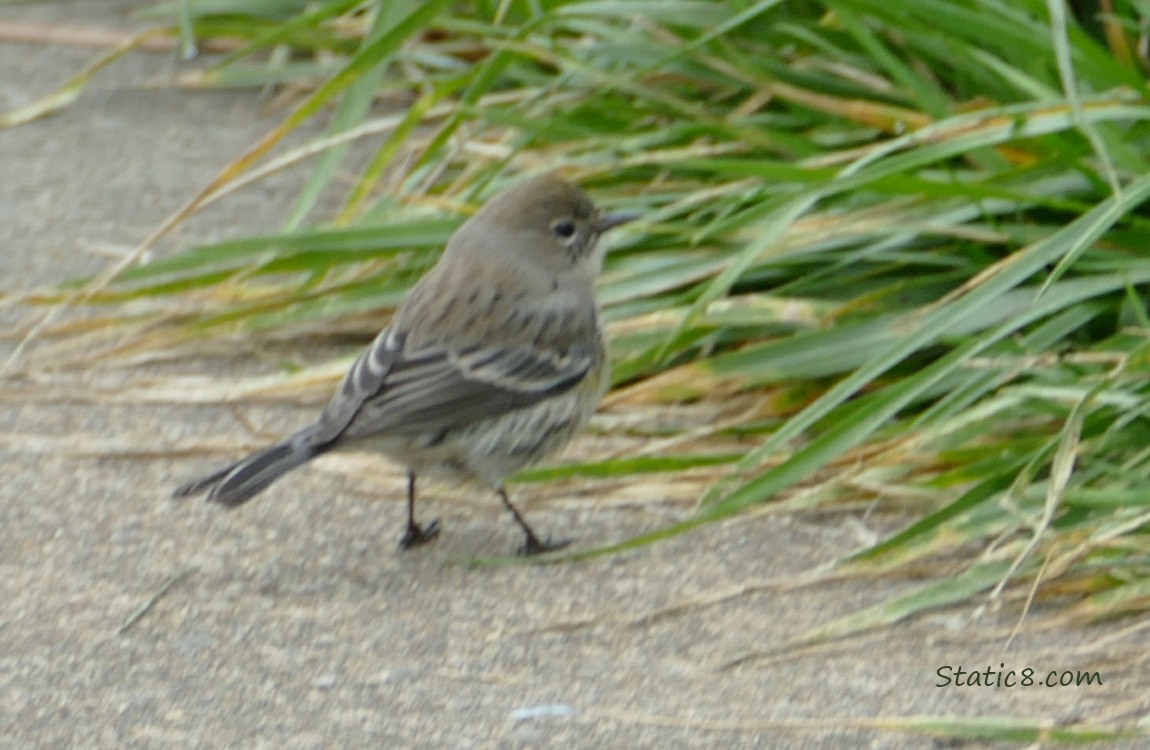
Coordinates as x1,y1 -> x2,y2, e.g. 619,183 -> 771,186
309,327 -> 595,446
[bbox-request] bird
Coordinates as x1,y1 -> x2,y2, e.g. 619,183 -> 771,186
174,173 -> 638,555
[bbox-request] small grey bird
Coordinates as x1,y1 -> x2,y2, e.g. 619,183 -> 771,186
175,174 -> 637,555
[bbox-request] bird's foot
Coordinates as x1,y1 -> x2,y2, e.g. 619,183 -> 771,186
517,533 -> 571,557
399,519 -> 440,550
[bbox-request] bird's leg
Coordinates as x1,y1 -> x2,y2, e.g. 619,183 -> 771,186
398,471 -> 440,550
497,486 -> 570,556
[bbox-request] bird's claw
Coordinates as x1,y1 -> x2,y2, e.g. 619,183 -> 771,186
399,519 -> 440,550
517,534 -> 571,556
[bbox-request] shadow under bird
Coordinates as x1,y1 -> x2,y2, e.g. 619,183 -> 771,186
174,174 -> 638,555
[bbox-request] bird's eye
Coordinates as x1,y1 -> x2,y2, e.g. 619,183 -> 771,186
552,220 -> 576,239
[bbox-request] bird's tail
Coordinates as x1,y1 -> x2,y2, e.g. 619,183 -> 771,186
173,428 -> 323,507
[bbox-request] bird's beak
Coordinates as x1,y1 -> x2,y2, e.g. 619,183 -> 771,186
595,211 -> 641,233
